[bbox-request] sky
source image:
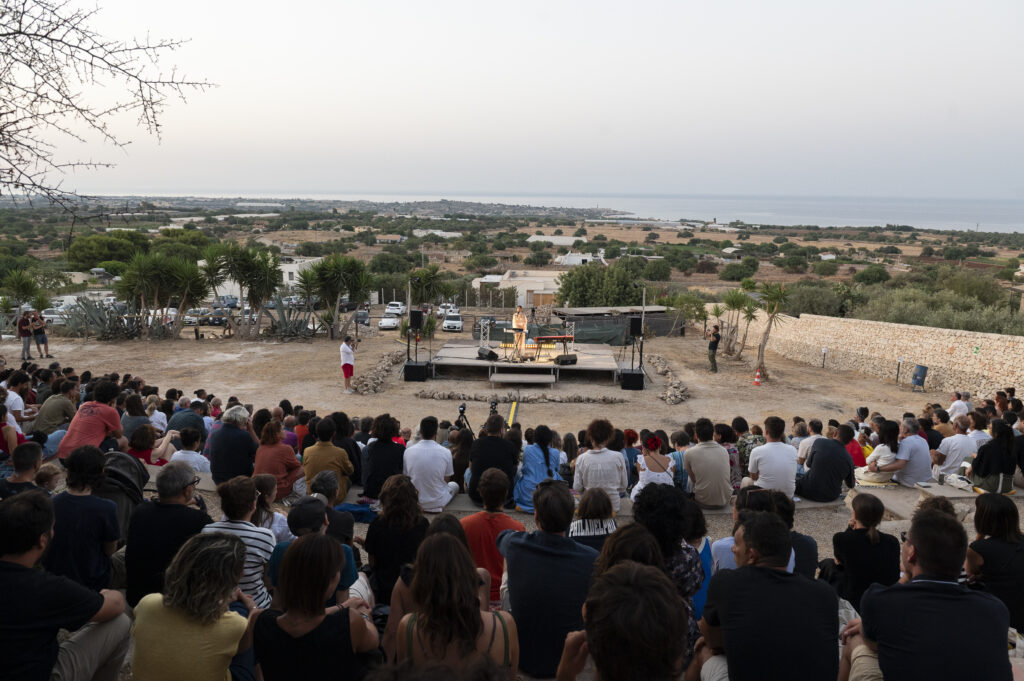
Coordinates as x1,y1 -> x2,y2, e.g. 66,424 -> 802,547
61,0 -> 1024,200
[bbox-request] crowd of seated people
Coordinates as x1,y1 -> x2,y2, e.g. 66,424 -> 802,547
1,360 -> 1023,680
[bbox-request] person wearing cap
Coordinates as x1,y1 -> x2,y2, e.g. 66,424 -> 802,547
165,398 -> 208,450
340,335 -> 357,394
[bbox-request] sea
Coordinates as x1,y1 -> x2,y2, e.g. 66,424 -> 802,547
150,191 -> 1024,233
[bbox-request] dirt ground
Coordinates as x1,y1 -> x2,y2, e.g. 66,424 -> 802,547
22,324 -> 932,435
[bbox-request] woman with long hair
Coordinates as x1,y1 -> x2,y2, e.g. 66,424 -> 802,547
820,492 -> 900,610
127,424 -> 178,467
253,420 -> 305,502
363,414 -> 404,500
967,493 -> 1024,629
398,533 -> 518,676
622,429 -> 640,487
559,433 -> 579,487
513,425 -> 562,513
967,418 -> 1017,494
132,533 -> 254,681
121,393 -> 151,440
856,419 -> 900,483
251,474 -> 295,543
253,534 -> 378,680
362,474 -> 428,605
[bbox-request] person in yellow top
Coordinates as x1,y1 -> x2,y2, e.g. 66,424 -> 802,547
301,418 -> 354,500
131,533 -> 254,681
511,305 -> 528,357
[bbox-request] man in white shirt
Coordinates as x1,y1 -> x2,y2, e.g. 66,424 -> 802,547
947,392 -> 968,420
168,427 -> 211,473
403,416 -> 459,512
744,416 -> 798,498
340,335 -> 357,394
4,371 -> 36,434
929,415 -> 976,478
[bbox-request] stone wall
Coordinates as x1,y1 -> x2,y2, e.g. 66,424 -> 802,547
708,307 -> 1024,396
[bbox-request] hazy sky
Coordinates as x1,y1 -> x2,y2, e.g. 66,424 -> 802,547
64,1 -> 1024,199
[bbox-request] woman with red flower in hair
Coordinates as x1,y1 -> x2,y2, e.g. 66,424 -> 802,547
630,434 -> 675,501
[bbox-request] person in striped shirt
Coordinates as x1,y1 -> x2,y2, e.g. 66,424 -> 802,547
202,476 -> 275,608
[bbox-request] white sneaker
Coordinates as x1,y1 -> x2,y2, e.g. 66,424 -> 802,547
344,389 -> 354,394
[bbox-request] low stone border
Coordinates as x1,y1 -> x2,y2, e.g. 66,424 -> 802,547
353,350 -> 406,394
647,354 -> 690,405
415,390 -> 628,405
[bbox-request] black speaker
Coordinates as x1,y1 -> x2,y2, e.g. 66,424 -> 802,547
477,347 -> 498,361
629,316 -> 642,337
553,354 -> 577,366
620,369 -> 644,390
409,310 -> 423,330
403,361 -> 429,382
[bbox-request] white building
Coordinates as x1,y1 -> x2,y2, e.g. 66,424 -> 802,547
412,229 -> 462,239
471,269 -> 563,307
526,235 -> 580,247
554,249 -> 607,267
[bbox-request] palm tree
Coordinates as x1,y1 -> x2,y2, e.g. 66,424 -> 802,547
736,300 -> 759,361
337,263 -> 372,340
710,303 -> 724,335
3,270 -> 38,308
410,264 -> 444,304
722,288 -> 750,355
755,283 -> 789,380
243,250 -> 280,338
199,244 -> 235,334
168,258 -> 210,338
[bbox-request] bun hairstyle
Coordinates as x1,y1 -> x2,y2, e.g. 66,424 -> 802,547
643,435 -> 662,453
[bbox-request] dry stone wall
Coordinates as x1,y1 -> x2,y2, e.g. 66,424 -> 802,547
709,306 -> 1024,396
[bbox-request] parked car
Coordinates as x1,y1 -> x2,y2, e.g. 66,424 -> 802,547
442,314 -> 463,332
41,308 -> 67,326
220,295 -> 240,309
379,313 -> 400,330
385,301 -> 406,315
355,310 -> 369,326
183,308 -> 202,326
436,303 -> 453,318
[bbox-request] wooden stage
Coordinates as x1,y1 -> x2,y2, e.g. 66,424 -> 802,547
430,340 -> 622,384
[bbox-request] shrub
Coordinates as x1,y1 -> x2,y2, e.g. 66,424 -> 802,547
695,260 -> 718,274
813,260 -> 838,276
642,260 -> 671,281
853,264 -> 890,285
719,263 -> 753,281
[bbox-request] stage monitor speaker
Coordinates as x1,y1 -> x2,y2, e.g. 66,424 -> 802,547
403,361 -> 429,382
620,369 -> 644,390
553,353 -> 577,366
629,316 -> 643,337
409,310 -> 423,330
477,347 -> 498,361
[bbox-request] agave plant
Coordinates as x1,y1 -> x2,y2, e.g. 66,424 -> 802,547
263,296 -> 316,339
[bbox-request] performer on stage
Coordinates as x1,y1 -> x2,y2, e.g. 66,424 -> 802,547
512,305 -> 528,357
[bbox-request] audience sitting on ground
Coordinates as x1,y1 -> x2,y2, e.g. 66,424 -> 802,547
254,420 -> 306,503
819,492 -> 900,610
125,461 -> 211,606
770,490 -> 819,579
252,474 -> 295,543
467,414 -> 518,507
966,493 -> 1024,631
0,440 -> 42,499
839,508 -> 1012,681
963,418 -> 1017,494
209,405 -> 259,483
363,414 -> 406,501
302,416 -> 355,499
405,416 -> 460,513
572,419 -> 628,513
567,487 -> 617,553
460,469 -> 524,607
498,479 -> 596,679
685,418 -> 732,509
711,486 -> 796,574
795,424 -> 856,502
743,416 -> 799,498
513,424 -> 562,512
127,424 -> 177,467
362,474 -> 428,606
57,381 -> 125,458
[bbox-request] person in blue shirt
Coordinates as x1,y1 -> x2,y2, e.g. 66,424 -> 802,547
513,425 -> 562,512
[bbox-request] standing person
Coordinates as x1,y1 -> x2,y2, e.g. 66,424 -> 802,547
16,310 -> 32,361
512,305 -> 528,357
705,324 -> 721,373
340,335 -> 357,395
0,491 -> 131,681
31,311 -> 52,358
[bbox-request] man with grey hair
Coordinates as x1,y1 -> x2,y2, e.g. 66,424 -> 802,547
947,391 -> 968,420
869,417 -> 933,487
209,404 -> 259,483
930,414 -> 977,478
124,461 -> 211,606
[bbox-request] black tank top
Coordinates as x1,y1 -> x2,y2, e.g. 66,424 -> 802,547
254,608 -> 357,680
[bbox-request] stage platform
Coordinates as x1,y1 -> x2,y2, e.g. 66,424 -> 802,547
430,340 -> 621,384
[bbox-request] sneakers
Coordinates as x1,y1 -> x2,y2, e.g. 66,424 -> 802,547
344,389 -> 354,394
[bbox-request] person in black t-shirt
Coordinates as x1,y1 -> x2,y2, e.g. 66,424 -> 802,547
966,493 -> 1024,631
693,511 -> 838,681
705,325 -> 721,373
770,491 -> 818,580
819,492 -> 900,611
467,414 -> 518,507
840,509 -> 1012,681
362,414 -> 405,500
209,406 -> 259,484
0,441 -> 42,500
125,461 -> 211,606
0,490 -> 130,681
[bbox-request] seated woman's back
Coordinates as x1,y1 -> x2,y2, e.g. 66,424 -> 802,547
399,609 -> 515,673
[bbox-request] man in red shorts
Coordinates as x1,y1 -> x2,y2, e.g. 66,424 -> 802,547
340,336 -> 357,394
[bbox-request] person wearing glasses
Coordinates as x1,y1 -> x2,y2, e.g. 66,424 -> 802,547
124,461 -> 212,607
